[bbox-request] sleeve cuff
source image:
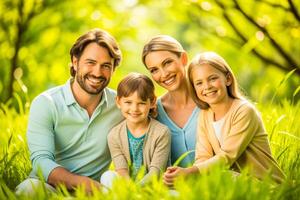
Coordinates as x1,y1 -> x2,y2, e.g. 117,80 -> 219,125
32,158 -> 61,182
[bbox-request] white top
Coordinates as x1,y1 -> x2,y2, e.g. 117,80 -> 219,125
212,117 -> 225,142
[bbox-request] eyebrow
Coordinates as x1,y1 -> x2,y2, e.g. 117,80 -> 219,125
84,58 -> 96,62
194,74 -> 218,81
101,62 -> 112,66
161,58 -> 172,66
84,58 -> 112,66
208,74 -> 219,78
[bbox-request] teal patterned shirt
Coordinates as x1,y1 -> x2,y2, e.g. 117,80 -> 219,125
127,128 -> 145,179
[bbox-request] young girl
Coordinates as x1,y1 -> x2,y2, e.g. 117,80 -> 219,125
163,52 -> 285,186
103,72 -> 171,186
142,35 -> 200,167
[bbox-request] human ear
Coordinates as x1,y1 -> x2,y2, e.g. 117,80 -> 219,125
72,56 -> 78,71
150,96 -> 157,108
226,73 -> 233,86
181,52 -> 188,66
115,97 -> 121,109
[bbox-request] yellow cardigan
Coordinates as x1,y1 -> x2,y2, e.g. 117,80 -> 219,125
194,99 -> 285,183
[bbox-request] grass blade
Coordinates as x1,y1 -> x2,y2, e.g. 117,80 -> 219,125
173,150 -> 195,167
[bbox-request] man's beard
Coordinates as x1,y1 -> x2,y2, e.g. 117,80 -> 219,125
76,73 -> 109,95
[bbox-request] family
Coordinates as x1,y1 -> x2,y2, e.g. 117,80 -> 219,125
15,28 -> 285,195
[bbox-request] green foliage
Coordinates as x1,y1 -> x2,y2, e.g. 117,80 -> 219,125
271,69 -> 297,104
0,0 -> 299,199
173,150 -> 195,167
259,99 -> 300,180
1,94 -> 300,199
0,100 -> 31,190
1,0 -> 299,104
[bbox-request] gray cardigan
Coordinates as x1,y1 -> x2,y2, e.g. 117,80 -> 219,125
107,118 -> 171,184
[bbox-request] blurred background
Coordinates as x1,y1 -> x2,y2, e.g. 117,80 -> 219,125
0,0 -> 299,110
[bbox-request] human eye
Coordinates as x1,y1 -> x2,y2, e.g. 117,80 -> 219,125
102,64 -> 112,70
210,76 -> 218,82
195,81 -> 202,86
165,59 -> 172,65
163,59 -> 173,68
124,100 -> 131,104
86,60 -> 95,65
149,68 -> 158,74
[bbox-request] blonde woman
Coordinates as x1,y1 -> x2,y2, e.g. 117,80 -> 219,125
142,35 -> 200,167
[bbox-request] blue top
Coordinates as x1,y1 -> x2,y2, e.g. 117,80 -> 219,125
127,128 -> 145,179
156,98 -> 200,167
27,79 -> 123,181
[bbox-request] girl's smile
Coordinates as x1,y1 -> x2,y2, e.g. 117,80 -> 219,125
116,91 -> 154,126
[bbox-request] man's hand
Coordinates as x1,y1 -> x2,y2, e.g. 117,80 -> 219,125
48,167 -> 101,194
77,176 -> 101,195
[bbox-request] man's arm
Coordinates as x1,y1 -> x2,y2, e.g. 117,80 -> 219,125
27,95 -> 100,193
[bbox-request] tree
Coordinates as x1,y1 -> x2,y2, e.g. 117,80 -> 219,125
0,0 -> 59,102
1,0 -> 299,105
187,0 -> 300,76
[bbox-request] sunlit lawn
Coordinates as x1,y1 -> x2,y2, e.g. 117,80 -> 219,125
1,93 -> 299,199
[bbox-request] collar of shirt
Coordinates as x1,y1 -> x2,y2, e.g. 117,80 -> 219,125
62,78 -> 110,108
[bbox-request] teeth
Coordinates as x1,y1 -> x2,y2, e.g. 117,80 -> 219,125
205,91 -> 217,96
163,77 -> 175,85
88,77 -> 102,84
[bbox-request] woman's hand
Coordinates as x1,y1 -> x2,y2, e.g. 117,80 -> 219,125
163,166 -> 186,187
163,166 -> 199,187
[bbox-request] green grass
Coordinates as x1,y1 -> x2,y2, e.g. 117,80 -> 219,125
1,95 -> 300,199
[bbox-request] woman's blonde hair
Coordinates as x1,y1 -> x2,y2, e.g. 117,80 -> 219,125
142,35 -> 185,67
117,72 -> 157,118
187,52 -> 243,109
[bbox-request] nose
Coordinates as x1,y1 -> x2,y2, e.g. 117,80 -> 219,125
131,103 -> 139,111
160,68 -> 170,78
92,65 -> 104,77
203,81 -> 212,90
